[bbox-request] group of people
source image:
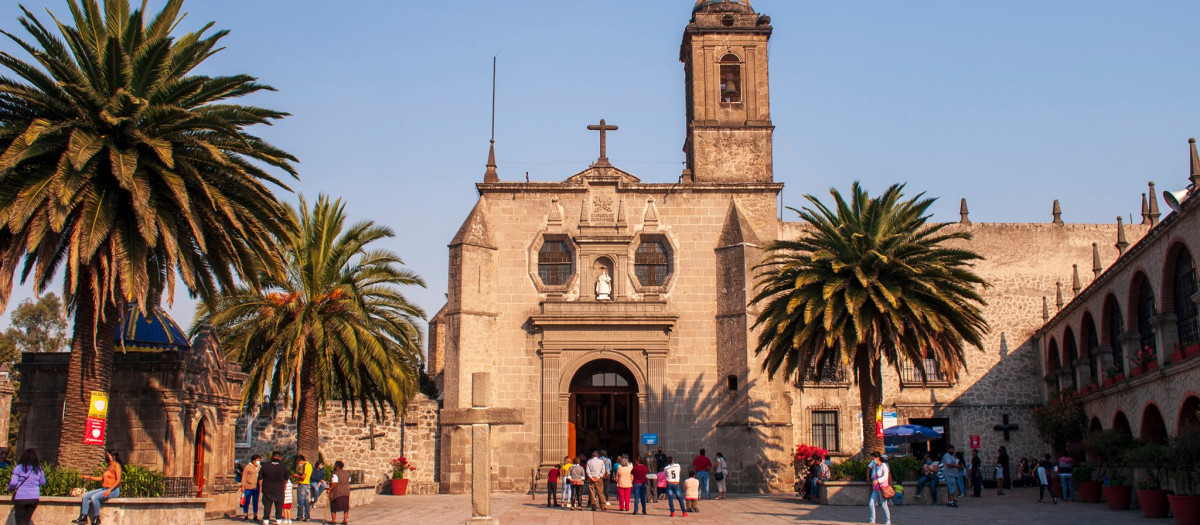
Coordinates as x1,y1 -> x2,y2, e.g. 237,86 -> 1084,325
236,452 -> 354,525
545,448 -> 729,518
4,448 -> 123,525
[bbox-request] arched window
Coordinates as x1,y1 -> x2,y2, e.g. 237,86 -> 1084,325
538,239 -> 574,286
634,240 -> 671,287
719,54 -> 742,103
1137,278 -> 1157,355
1108,301 -> 1125,374
1083,316 -> 1099,383
1062,330 -> 1078,387
1174,249 -> 1200,346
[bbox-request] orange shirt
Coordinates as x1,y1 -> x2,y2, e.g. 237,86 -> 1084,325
101,465 -> 121,488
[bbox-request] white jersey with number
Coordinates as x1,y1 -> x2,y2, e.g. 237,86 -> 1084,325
664,463 -> 681,483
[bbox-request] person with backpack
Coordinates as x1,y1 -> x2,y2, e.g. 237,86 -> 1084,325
8,449 -> 46,525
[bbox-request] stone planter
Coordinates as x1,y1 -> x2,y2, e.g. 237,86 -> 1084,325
1186,343 -> 1200,357
1137,489 -> 1170,518
1103,377 -> 1116,387
819,481 -> 872,506
0,496 -> 209,525
1077,480 -> 1102,503
1174,350 -> 1189,364
1168,494 -> 1200,525
1104,485 -> 1132,510
1146,361 -> 1159,371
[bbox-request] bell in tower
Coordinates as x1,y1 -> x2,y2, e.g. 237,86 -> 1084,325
681,0 -> 773,184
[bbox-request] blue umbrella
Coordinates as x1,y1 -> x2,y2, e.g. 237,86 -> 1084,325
883,424 -> 942,445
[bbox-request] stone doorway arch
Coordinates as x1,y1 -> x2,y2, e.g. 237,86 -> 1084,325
194,417 -> 208,494
568,359 -> 639,459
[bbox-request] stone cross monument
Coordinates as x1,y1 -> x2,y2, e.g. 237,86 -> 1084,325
440,373 -> 523,524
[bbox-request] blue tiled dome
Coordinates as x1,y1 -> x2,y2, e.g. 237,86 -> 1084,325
693,0 -> 754,13
115,304 -> 190,352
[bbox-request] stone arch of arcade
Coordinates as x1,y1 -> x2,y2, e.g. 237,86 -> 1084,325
1180,394 -> 1200,434
1140,402 -> 1168,444
1162,241 -> 1200,349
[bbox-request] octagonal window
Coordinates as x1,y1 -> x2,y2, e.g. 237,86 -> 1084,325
538,240 -> 574,286
635,240 -> 671,287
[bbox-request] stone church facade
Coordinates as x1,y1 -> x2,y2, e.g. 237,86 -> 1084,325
429,0 -> 1154,493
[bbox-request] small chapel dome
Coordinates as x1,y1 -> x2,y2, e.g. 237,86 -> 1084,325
115,303 -> 191,352
692,0 -> 754,14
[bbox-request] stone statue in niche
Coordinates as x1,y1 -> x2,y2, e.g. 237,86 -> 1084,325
595,268 -> 612,300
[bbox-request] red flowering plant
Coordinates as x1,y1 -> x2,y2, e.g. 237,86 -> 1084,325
391,457 -> 416,480
793,443 -> 829,481
1135,345 -> 1156,368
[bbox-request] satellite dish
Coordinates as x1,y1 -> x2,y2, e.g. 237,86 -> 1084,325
1163,188 -> 1190,213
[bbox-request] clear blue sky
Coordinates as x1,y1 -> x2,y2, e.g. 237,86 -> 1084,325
3,1 -> 1199,338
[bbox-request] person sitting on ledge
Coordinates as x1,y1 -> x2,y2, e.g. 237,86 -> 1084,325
73,450 -> 122,525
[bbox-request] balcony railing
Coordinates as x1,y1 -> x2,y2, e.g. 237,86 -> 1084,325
900,358 -> 951,386
800,360 -> 849,386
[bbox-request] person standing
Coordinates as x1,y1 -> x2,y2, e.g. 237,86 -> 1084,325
970,449 -> 982,497
560,456 -> 574,509
956,451 -> 968,497
327,461 -> 352,525
292,454 -> 313,523
241,454 -> 262,521
616,457 -> 633,511
586,451 -> 608,511
998,446 -> 1011,490
664,456 -> 686,517
868,452 -> 892,525
631,456 -> 649,515
714,452 -> 729,499
259,452 -> 289,525
600,450 -> 613,502
568,457 -> 586,510
8,449 -> 46,525
942,445 -> 961,507
1037,454 -> 1057,504
654,448 -> 668,477
692,449 -> 712,499
1057,454 -> 1074,502
73,450 -> 122,525
643,452 -> 658,503
546,461 -> 559,507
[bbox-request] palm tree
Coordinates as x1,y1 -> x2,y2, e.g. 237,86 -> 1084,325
0,0 -> 296,469
750,182 -> 989,454
198,195 -> 427,461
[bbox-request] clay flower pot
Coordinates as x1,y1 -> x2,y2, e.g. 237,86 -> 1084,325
1103,485 -> 1132,510
1137,489 -> 1170,518
1167,494 -> 1200,525
1077,481 -> 1102,503
390,478 -> 409,495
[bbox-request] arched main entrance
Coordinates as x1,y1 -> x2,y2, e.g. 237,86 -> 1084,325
569,359 -> 639,459
194,418 -> 207,493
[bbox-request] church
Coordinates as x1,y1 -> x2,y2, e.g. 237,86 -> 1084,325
427,0 -> 1164,493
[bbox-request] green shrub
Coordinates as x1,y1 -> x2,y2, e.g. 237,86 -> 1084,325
831,458 -> 870,481
0,463 -> 163,497
888,456 -> 921,483
1073,463 -> 1094,483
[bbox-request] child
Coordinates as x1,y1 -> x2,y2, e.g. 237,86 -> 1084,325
284,478 -> 294,523
684,470 -> 700,513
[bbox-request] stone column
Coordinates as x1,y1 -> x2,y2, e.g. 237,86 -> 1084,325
1150,313 -> 1178,366
540,351 -> 563,464
1096,346 -> 1114,379
1117,332 -> 1140,375
645,353 -> 667,438
163,405 -> 185,478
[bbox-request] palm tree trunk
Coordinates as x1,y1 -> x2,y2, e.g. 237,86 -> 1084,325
857,354 -> 885,455
295,360 -> 320,461
57,282 -> 120,471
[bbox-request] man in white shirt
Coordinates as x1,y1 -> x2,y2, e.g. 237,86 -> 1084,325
663,457 -> 686,517
941,445 -> 961,507
586,451 -> 608,511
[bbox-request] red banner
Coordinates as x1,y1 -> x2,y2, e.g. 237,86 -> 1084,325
876,421 -> 884,439
84,417 -> 106,445
970,435 -> 981,449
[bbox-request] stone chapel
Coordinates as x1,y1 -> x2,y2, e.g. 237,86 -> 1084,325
428,0 -> 1155,493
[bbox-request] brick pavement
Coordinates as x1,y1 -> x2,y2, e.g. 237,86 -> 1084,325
213,489 -> 1167,525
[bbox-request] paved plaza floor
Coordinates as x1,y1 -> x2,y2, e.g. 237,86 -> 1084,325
214,489 -> 1167,524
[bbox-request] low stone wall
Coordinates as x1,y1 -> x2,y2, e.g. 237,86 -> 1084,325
0,496 -> 208,525
819,482 -> 948,506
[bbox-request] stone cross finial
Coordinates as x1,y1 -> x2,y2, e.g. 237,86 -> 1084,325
587,119 -> 619,167
1042,296 -> 1050,322
1052,200 -> 1063,225
1141,193 -> 1150,225
1092,243 -> 1102,277
1190,137 -> 1200,188
440,373 -> 524,525
1147,182 -> 1161,226
1056,281 -> 1064,309
1071,264 -> 1082,295
959,198 -> 971,225
1115,216 -> 1129,255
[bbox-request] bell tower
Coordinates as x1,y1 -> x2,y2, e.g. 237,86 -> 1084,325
681,0 -> 773,183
